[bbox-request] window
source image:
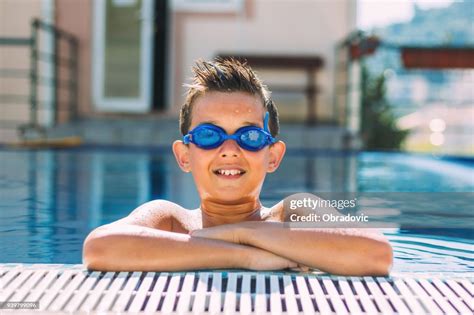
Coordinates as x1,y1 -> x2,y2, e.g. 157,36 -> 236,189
172,0 -> 243,12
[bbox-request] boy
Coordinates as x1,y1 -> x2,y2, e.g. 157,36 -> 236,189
83,58 -> 392,276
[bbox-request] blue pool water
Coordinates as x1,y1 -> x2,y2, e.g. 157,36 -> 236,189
0,146 -> 472,274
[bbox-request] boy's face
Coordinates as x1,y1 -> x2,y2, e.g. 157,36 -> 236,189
173,91 -> 285,204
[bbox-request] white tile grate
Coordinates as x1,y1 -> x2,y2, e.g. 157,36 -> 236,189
0,264 -> 472,314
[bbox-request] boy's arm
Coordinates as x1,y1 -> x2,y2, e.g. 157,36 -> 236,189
82,200 -> 298,271
248,222 -> 392,276
192,223 -> 393,276
191,199 -> 393,276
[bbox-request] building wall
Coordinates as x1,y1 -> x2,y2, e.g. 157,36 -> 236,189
0,0 -> 42,141
1,0 -> 357,140
55,0 -> 93,119
169,0 -> 357,122
0,0 -> 92,141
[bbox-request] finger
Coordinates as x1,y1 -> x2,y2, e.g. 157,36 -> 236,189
190,228 -> 229,241
189,229 -> 209,238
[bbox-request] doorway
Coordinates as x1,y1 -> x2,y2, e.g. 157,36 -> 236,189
92,0 -> 168,113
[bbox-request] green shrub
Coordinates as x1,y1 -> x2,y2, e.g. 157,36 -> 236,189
360,65 -> 409,150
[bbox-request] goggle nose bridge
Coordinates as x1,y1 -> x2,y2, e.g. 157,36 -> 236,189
183,129 -> 243,144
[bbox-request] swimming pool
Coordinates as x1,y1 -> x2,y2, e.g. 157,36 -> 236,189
0,146 -> 472,275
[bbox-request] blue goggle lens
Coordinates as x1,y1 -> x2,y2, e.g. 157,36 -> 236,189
193,127 -> 222,148
239,129 -> 267,150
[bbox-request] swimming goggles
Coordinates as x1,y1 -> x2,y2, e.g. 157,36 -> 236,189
183,112 -> 276,151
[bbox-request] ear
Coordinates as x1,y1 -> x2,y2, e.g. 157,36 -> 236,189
267,140 -> 286,173
172,140 -> 191,173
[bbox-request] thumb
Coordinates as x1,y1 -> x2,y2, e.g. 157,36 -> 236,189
287,260 -> 298,269
189,229 -> 207,237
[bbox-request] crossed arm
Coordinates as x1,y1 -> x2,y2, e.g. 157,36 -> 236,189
83,201 -> 392,276
190,221 -> 393,276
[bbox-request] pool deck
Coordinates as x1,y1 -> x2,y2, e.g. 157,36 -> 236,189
0,264 -> 472,314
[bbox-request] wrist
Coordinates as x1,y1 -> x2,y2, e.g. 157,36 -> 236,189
229,243 -> 253,269
237,221 -> 257,245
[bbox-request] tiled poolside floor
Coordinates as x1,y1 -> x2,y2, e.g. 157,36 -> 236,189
0,264 -> 472,314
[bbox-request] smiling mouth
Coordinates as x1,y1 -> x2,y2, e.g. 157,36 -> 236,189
213,169 -> 246,178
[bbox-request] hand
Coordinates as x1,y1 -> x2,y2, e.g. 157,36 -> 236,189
244,246 -> 298,271
289,264 -> 311,273
190,223 -> 245,244
191,224 -> 304,271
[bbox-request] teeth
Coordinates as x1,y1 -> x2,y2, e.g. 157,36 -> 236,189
217,169 -> 242,176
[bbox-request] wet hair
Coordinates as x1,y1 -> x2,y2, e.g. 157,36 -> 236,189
180,57 -> 280,137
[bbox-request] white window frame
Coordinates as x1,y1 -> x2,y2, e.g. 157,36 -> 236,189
92,0 -> 155,113
172,0 -> 243,13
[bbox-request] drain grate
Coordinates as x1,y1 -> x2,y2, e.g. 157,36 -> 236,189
0,264 -> 472,314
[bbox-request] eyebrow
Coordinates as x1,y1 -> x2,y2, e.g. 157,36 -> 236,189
200,120 -> 262,128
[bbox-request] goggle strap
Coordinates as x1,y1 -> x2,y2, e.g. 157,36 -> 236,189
264,112 -> 270,132
264,112 -> 277,144
183,134 -> 191,144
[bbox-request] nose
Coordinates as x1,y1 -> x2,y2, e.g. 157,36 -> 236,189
219,139 -> 241,158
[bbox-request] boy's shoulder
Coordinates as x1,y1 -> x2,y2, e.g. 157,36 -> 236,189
124,199 -> 201,233
264,201 -> 285,222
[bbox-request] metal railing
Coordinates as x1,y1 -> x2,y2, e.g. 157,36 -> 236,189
0,18 -> 78,139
